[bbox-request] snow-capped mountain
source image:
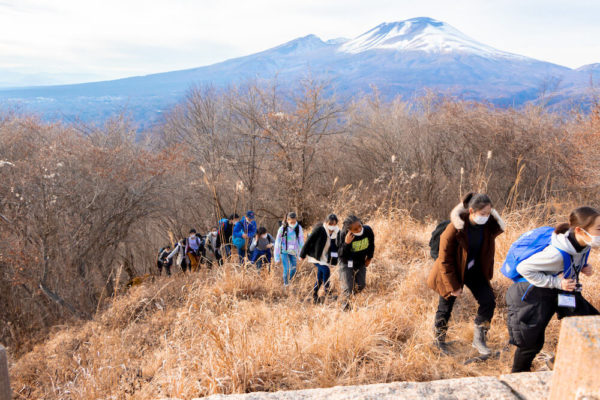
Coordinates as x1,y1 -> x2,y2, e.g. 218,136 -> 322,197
339,17 -> 522,59
0,17 -> 596,125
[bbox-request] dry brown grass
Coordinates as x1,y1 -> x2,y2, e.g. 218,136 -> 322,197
8,206 -> 600,399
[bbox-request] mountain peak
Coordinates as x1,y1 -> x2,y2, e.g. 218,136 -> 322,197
270,34 -> 332,55
339,17 -> 522,59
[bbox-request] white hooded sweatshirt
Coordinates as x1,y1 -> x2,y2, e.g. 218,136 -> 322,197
516,231 -> 590,289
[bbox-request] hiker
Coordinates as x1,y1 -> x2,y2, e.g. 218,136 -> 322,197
157,245 -> 172,276
505,206 -> 600,372
216,214 -> 239,264
196,231 -> 209,266
206,225 -> 219,260
249,226 -> 274,270
426,193 -> 505,356
300,213 -> 340,303
274,212 -> 305,286
185,229 -> 204,272
232,211 -> 257,263
338,215 -> 375,310
167,239 -> 189,273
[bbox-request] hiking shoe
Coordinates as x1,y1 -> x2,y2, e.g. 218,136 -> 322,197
472,323 -> 492,356
434,327 -> 450,355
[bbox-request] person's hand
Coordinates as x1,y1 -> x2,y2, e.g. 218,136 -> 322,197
345,231 -> 354,244
242,233 -> 248,239
561,278 -> 577,291
582,264 -> 594,277
451,288 -> 463,297
365,258 -> 372,267
266,243 -> 273,249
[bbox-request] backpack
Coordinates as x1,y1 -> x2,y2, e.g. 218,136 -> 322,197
429,220 -> 451,260
219,218 -> 229,232
501,226 -> 587,282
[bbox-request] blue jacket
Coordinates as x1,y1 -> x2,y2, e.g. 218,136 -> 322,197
233,217 -> 257,240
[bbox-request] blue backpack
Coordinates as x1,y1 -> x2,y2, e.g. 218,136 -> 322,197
501,226 -> 585,282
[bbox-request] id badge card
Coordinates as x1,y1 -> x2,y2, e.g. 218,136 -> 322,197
348,260 -> 354,269
558,294 -> 576,308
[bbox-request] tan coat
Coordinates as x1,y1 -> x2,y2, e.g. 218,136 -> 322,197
427,203 -> 505,299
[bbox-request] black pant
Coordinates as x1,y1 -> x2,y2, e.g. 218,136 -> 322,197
157,259 -> 172,276
507,282 -> 599,372
434,267 -> 495,330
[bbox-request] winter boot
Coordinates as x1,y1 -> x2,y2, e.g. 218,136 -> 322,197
472,323 -> 492,356
433,326 -> 450,355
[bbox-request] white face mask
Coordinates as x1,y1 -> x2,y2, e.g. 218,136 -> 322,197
261,234 -> 268,239
473,215 -> 489,225
289,222 -> 298,229
353,227 -> 364,236
582,229 -> 600,248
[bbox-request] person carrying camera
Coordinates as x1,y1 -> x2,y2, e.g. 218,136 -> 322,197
506,206 -> 600,372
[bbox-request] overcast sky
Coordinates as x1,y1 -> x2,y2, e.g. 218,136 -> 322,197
1,0 -> 599,85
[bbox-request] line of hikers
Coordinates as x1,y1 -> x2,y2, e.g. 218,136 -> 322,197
156,210 -> 375,308
427,192 -> 600,373
156,193 -> 600,372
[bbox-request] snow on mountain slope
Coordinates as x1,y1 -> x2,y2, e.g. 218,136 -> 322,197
339,17 -> 525,59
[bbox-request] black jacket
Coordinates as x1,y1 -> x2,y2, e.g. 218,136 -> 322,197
216,221 -> 234,248
338,225 -> 375,268
300,224 -> 339,266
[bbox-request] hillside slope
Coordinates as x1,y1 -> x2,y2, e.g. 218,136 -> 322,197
8,209 -> 600,399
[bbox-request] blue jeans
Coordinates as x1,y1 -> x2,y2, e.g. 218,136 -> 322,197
251,249 -> 272,270
281,253 -> 297,285
313,263 -> 331,295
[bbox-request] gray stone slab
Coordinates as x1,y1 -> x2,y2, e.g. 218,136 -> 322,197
195,375 -> 538,400
500,371 -> 553,400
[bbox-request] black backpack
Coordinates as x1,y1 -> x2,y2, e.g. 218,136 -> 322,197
429,220 -> 451,260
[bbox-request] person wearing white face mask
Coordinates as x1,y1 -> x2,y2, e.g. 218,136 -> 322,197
274,212 -> 305,286
250,226 -> 274,270
427,193 -> 505,356
300,214 -> 340,303
338,214 -> 375,311
506,206 -> 600,373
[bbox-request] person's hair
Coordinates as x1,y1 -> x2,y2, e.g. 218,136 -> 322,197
463,192 -> 493,211
327,213 -> 338,224
555,206 -> 600,234
229,213 -> 239,220
287,212 -> 297,220
189,228 -> 197,234
343,215 -> 362,231
257,226 -> 267,236
195,233 -> 202,237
